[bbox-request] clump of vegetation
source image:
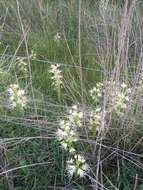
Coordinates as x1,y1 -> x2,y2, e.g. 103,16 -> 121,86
1,0 -> 143,189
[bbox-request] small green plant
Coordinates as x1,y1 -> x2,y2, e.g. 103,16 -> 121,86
67,154 -> 89,178
7,83 -> 27,111
90,81 -> 131,116
56,105 -> 90,178
50,64 -> 63,101
1,0 -> 143,189
57,120 -> 78,152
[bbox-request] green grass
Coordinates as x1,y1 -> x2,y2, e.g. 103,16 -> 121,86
1,0 -> 143,189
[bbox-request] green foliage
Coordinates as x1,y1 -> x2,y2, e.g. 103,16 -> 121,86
1,0 -> 143,189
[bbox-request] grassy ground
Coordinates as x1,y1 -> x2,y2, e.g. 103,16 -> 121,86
1,0 -> 143,189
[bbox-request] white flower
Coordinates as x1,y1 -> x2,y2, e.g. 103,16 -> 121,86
50,64 -> 60,73
57,120 -> 78,151
90,82 -> 103,102
99,0 -> 109,11
69,147 -> 76,153
57,121 -> 70,141
67,164 -> 76,177
68,106 -> 83,127
90,81 -> 131,115
127,88 -> 132,94
107,82 -> 131,115
7,84 -> 27,109
17,90 -> 25,97
50,64 -> 62,88
67,154 -> 89,178
61,141 -> 68,149
54,33 -> 61,43
7,88 -> 14,96
121,82 -> 127,89
72,105 -> 78,110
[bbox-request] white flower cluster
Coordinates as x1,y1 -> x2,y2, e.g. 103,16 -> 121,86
107,82 -> 131,115
57,105 -> 89,177
90,82 -> 103,103
90,81 -> 131,116
57,120 -> 77,152
57,105 -> 83,152
7,84 -> 27,109
54,33 -> 61,43
68,105 -> 83,127
99,0 -> 109,11
50,64 -> 62,88
67,154 -> 89,178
